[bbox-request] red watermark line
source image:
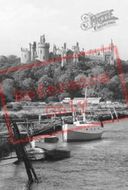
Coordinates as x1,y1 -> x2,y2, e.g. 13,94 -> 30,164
45,100 -> 87,116
0,86 -> 14,141
114,47 -> 128,105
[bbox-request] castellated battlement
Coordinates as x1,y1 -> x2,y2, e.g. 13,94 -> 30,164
38,43 -> 50,48
21,36 -> 114,66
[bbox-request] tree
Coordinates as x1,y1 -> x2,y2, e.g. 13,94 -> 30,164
2,78 -> 15,101
13,69 -> 30,88
107,75 -> 123,100
0,56 -> 8,64
37,75 -> 53,100
7,55 -> 20,65
91,66 -> 104,76
22,78 -> 35,90
75,74 -> 87,89
38,75 -> 53,87
58,73 -> 70,83
53,66 -> 61,83
100,87 -> 114,100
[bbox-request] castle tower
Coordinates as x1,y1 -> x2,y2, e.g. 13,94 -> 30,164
38,35 -> 50,61
21,48 -> 30,64
61,42 -> 67,68
32,41 -> 37,61
29,43 -> 32,61
53,44 -> 57,55
29,42 -> 37,61
103,40 -> 114,65
73,42 -> 80,63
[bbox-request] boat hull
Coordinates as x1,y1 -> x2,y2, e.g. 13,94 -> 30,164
45,149 -> 71,161
62,123 -> 103,142
66,130 -> 103,142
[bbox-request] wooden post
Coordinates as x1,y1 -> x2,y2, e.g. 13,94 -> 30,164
9,119 -> 39,183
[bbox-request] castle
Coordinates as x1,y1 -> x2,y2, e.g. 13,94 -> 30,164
21,35 -> 49,63
21,35 -> 115,66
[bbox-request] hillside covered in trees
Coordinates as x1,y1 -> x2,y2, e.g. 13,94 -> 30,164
0,55 -> 128,104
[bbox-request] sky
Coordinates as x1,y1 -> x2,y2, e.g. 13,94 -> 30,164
0,0 -> 128,60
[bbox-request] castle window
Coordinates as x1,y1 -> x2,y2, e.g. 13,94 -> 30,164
40,50 -> 42,54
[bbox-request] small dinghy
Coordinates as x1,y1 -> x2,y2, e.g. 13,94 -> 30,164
27,147 -> 45,161
45,149 -> 71,161
44,136 -> 59,143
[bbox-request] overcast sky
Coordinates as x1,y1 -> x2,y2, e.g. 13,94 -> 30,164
0,0 -> 127,59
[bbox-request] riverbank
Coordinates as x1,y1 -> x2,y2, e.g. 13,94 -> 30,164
0,101 -> 128,121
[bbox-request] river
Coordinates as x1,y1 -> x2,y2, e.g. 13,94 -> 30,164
0,118 -> 128,190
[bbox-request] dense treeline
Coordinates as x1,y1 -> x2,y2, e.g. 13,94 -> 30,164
0,55 -> 128,104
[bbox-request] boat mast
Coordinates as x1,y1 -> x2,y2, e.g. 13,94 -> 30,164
82,87 -> 87,122
113,107 -> 119,121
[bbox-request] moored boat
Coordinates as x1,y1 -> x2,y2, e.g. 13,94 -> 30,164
44,136 -> 59,143
45,149 -> 71,161
62,113 -> 104,142
27,147 -> 45,161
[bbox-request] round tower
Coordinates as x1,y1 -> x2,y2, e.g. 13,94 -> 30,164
61,42 -> 67,68
73,42 -> 79,63
38,35 -> 50,61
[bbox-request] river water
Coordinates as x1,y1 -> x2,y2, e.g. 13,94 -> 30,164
0,119 -> 128,190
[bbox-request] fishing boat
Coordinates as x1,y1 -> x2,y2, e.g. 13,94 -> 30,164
62,114 -> 104,142
62,88 -> 104,142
